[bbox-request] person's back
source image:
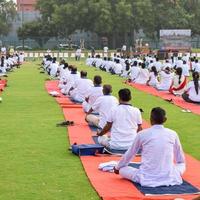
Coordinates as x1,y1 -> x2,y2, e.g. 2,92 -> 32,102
93,95 -> 118,128
114,107 -> 185,187
135,63 -> 149,84
73,77 -> 93,101
134,125 -> 184,186
130,66 -> 140,81
180,61 -> 190,77
194,62 -> 200,73
109,104 -> 141,150
186,80 -> 200,102
157,69 -> 173,90
97,88 -> 142,150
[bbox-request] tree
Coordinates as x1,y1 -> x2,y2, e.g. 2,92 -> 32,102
17,20 -> 57,47
0,0 -> 17,35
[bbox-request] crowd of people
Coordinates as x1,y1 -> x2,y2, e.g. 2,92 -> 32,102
42,53 -> 186,188
86,54 -> 200,104
0,51 -> 24,77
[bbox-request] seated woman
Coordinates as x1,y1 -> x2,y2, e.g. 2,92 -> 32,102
156,67 -> 173,91
96,88 -> 142,150
182,72 -> 200,104
114,107 -> 185,187
134,63 -> 149,84
146,66 -> 158,87
169,67 -> 187,96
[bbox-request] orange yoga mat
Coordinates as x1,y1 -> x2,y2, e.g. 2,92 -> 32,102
0,79 -> 7,93
46,80 -> 200,200
127,82 -> 200,115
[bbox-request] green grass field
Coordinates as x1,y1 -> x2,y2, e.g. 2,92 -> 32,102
0,60 -> 200,199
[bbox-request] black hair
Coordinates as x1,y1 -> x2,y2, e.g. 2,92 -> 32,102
63,63 -> 68,69
71,67 -> 77,74
151,107 -> 166,124
80,71 -> 87,77
93,75 -> 102,85
192,72 -> 199,95
118,88 -> 131,102
125,62 -> 130,71
141,63 -> 146,69
183,60 -> 186,64
1,56 -> 4,67
151,66 -> 158,76
133,61 -> 137,66
175,67 -> 182,84
103,84 -> 112,95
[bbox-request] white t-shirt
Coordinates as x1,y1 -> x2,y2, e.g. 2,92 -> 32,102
134,68 -> 149,84
71,78 -> 93,101
180,64 -> 190,77
92,95 -> 118,128
114,63 -> 123,74
122,45 -> 126,51
157,71 -> 173,90
103,46 -> 108,53
85,86 -> 103,106
148,72 -> 158,86
186,81 -> 200,102
50,63 -> 58,76
19,54 -> 24,63
153,61 -> 162,71
130,66 -> 140,80
107,104 -> 142,150
194,63 -> 200,73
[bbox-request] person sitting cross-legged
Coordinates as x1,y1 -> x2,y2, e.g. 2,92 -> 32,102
85,84 -> 118,129
97,88 -> 142,150
69,71 -> 93,103
114,107 -> 186,187
82,75 -> 103,112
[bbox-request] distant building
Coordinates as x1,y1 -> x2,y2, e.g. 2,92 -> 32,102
17,0 -> 37,12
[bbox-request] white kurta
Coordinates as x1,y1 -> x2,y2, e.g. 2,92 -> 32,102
91,95 -> 118,128
156,71 -> 173,90
186,81 -> 200,102
134,68 -> 149,84
116,125 -> 186,187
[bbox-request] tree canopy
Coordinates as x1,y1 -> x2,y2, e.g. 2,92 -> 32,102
0,0 -> 17,35
17,0 -> 200,47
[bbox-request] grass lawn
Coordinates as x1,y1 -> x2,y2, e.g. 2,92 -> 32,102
0,59 -> 200,200
0,63 -> 99,200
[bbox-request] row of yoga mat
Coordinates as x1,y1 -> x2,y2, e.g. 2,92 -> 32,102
126,82 -> 200,115
0,79 -> 7,93
45,80 -> 200,200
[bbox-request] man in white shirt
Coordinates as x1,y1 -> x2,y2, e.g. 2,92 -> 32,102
130,61 -> 140,81
75,48 -> 82,61
1,46 -> 6,55
61,67 -> 80,95
103,46 -> 108,57
69,71 -> 93,103
114,107 -> 185,187
86,84 -> 118,128
180,60 -> 190,77
82,75 -> 103,112
194,59 -> 200,73
153,58 -> 162,72
97,88 -> 142,150
111,59 -> 122,75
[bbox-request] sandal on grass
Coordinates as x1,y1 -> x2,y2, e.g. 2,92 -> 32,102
56,121 -> 74,127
